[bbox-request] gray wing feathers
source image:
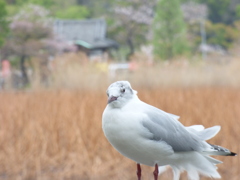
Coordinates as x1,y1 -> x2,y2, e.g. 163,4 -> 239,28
141,106 -> 207,152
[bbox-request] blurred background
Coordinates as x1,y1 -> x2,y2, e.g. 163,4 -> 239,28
0,0 -> 239,179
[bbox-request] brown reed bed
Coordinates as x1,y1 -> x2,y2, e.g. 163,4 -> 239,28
0,87 -> 239,180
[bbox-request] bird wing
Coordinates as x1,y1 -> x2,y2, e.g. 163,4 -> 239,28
139,102 -> 208,152
167,112 -> 180,120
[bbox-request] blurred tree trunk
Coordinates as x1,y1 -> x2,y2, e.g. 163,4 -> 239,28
126,32 -> 135,60
20,55 -> 29,86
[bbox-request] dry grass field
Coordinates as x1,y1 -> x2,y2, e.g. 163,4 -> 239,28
0,87 -> 239,180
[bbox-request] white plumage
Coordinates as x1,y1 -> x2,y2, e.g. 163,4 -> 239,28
102,81 -> 236,180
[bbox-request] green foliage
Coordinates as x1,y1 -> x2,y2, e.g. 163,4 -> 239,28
5,0 -> 90,20
16,0 -> 55,7
153,0 -> 189,60
236,5 -> 240,18
5,0 -> 55,17
187,20 -> 239,51
55,5 -> 89,19
81,0 -> 112,17
205,21 -> 239,49
0,0 -> 9,47
5,5 -> 19,16
29,0 -> 54,7
197,0 -> 240,25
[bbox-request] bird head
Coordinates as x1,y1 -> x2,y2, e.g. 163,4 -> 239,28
106,81 -> 137,108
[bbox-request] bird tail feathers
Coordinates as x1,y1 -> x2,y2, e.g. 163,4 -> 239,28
169,152 -> 221,180
204,144 -> 237,156
186,125 -> 221,141
198,126 -> 221,141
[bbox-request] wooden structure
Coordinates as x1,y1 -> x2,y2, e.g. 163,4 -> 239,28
53,19 -> 118,61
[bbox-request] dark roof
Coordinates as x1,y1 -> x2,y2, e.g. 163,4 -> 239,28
53,19 -> 118,49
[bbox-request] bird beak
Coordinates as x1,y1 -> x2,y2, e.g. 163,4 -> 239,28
108,96 -> 118,104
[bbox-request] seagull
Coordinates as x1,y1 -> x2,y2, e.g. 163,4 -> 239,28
102,81 -> 237,180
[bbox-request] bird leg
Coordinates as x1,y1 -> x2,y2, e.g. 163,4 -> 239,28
153,164 -> 158,180
136,163 -> 141,180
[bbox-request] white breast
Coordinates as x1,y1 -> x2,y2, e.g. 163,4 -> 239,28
102,105 -> 173,166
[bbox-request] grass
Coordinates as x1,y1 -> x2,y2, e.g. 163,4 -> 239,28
0,87 -> 239,180
26,53 -> 240,90
1,53 -> 240,179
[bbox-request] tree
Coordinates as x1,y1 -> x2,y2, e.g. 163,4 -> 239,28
205,21 -> 239,49
5,0 -> 89,20
76,0 -> 113,18
197,0 -> 240,25
5,0 -> 56,18
237,5 -> 240,18
153,0 -> 189,60
15,0 -> 55,8
0,0 -> 9,47
108,0 -> 155,59
3,4 -> 55,86
55,5 -> 89,19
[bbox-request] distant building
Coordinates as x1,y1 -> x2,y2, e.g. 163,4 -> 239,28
53,19 -> 119,61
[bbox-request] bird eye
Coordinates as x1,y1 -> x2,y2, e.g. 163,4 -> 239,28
121,89 -> 125,93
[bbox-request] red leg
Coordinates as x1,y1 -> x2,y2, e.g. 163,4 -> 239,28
153,164 -> 158,180
137,163 -> 141,180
